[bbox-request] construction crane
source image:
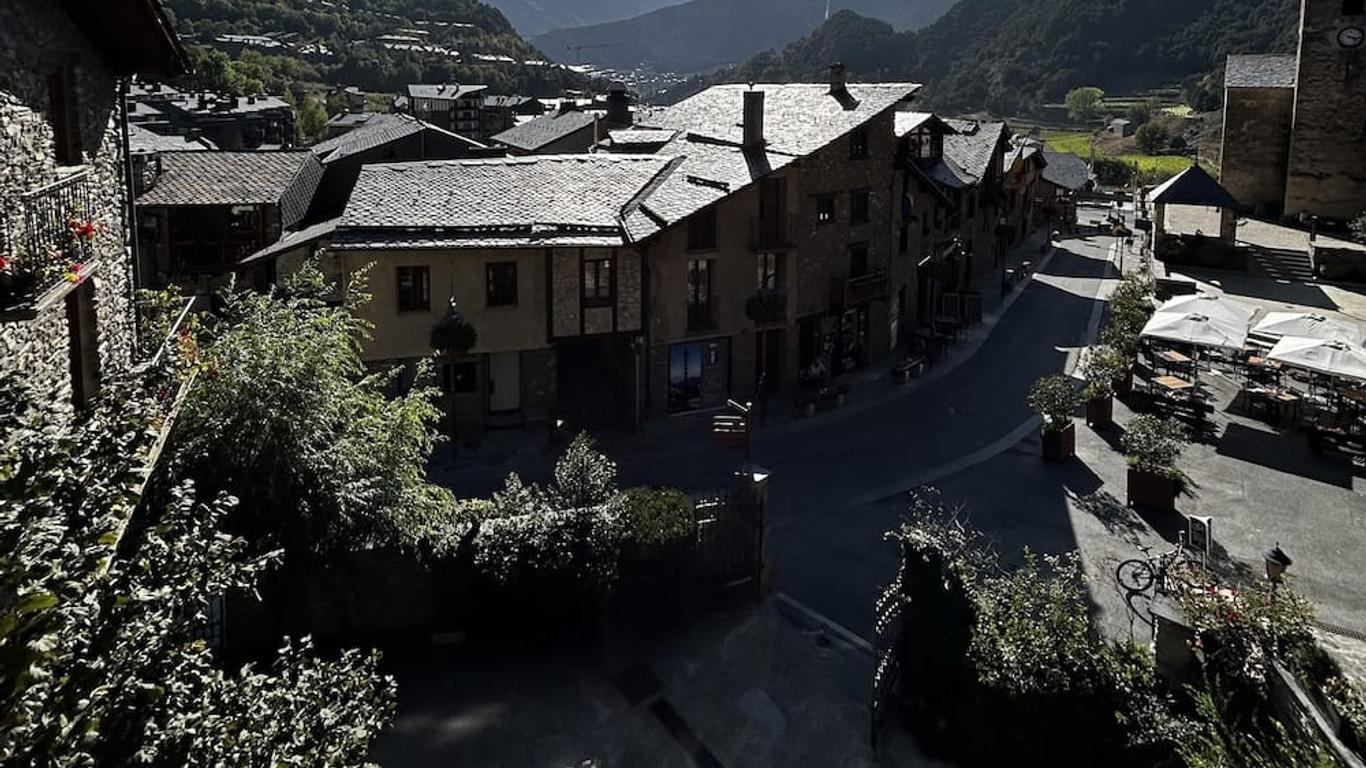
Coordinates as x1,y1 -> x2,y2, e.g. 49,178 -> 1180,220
566,43 -> 618,66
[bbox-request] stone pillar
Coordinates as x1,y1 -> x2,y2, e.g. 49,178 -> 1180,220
1218,206 -> 1238,246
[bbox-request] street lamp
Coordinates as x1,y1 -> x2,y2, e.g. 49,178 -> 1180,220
1264,543 -> 1293,583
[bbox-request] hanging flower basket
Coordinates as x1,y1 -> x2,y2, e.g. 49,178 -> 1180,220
431,299 -> 477,355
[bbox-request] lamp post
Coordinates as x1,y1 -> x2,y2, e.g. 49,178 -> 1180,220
1264,542 -> 1293,585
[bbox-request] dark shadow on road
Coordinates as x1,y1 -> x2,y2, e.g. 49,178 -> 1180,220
1071,489 -> 1144,546
1217,422 -> 1353,488
1061,459 -> 1104,497
1178,267 -> 1339,311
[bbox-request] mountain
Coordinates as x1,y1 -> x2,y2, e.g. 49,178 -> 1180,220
682,0 -> 1298,115
483,0 -> 685,37
163,0 -> 592,96
530,0 -> 957,74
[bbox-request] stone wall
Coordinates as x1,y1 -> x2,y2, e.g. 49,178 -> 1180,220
1284,0 -> 1366,221
0,0 -> 136,415
1220,86 -> 1295,217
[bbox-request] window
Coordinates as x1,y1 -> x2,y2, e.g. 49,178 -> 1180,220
687,209 -> 717,251
1347,0 -> 1365,15
815,194 -> 835,225
47,66 -> 82,165
442,361 -> 478,393
687,258 -> 713,330
228,205 -> 259,232
583,257 -> 614,306
850,190 -> 870,224
757,252 -> 780,291
849,243 -> 869,278
850,130 -> 869,159
396,266 -> 430,312
486,261 -> 518,306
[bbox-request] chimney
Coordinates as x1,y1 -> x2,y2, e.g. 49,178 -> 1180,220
742,88 -> 765,149
606,81 -> 631,127
829,62 -> 847,94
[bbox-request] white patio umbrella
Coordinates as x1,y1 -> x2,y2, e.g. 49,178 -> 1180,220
1141,310 -> 1249,351
1251,311 -> 1366,347
1156,292 -> 1258,327
1267,337 -> 1366,383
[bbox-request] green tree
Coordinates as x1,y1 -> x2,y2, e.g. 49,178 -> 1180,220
0,371 -> 395,765
166,264 -> 456,560
1065,86 -> 1106,122
295,94 -> 330,145
1135,122 -> 1171,155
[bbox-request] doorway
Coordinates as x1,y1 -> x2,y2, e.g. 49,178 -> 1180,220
487,351 -> 521,413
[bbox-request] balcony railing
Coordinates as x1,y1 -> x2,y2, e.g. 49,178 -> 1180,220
745,288 -> 787,324
1,169 -> 97,311
749,213 -> 798,251
687,302 -> 715,332
831,269 -> 889,309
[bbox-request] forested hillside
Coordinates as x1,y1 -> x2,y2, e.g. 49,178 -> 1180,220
164,0 -> 590,96
678,0 -> 1298,115
531,0 -> 956,75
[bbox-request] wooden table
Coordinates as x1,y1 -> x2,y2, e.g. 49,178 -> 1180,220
1154,375 -> 1195,393
1155,350 -> 1192,365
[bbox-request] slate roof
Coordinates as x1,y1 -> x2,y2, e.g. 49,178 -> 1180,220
1225,54 -> 1298,89
1040,149 -> 1092,192
491,110 -> 598,152
241,217 -> 341,265
1149,165 -> 1240,209
310,113 -> 485,164
606,128 -> 678,146
894,111 -> 954,138
407,84 -> 487,100
942,119 -> 1006,185
136,152 -> 324,229
335,155 -> 677,249
643,83 -> 920,157
484,95 -> 538,109
128,124 -> 216,154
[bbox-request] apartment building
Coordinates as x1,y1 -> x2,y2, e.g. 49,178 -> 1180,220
403,83 -> 487,139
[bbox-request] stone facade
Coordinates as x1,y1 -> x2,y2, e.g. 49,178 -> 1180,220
1,0 -> 138,415
1220,87 -> 1296,217
1284,0 -> 1366,220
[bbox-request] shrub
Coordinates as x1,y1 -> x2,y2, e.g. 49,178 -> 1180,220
1121,414 -> 1189,478
1082,344 -> 1129,400
553,432 -> 618,509
1136,122 -> 1171,155
1351,211 -> 1366,245
1028,375 -> 1081,433
622,487 -> 695,551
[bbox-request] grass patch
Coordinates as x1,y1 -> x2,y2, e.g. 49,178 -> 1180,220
1114,154 -> 1193,176
1040,130 -> 1093,155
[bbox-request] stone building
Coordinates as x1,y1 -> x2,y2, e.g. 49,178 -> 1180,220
1,0 -> 187,414
626,72 -> 920,414
332,155 -> 676,436
491,108 -> 601,156
127,82 -> 295,151
134,151 -> 323,295
402,84 -> 487,139
1221,0 -> 1366,222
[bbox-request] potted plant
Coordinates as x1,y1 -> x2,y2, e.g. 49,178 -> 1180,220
431,298 -> 477,356
1080,344 -> 1126,426
1028,375 -> 1082,462
1121,414 -> 1189,512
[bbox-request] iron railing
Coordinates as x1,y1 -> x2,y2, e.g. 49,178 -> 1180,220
1,170 -> 97,308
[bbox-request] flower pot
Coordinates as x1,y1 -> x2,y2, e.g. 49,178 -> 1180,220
1127,467 -> 1180,512
1041,421 -> 1076,462
1086,395 -> 1114,427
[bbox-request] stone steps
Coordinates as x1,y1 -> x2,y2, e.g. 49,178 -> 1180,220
1250,246 -> 1318,282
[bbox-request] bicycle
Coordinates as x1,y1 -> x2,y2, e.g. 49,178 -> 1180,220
1115,533 -> 1205,596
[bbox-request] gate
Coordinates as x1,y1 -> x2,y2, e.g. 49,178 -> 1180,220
692,488 -> 766,599
870,555 -> 908,748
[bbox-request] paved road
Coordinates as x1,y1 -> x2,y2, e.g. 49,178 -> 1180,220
622,233 -> 1120,637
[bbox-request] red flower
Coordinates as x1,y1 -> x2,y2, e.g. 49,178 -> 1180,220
64,262 -> 83,283
0,255 -> 9,272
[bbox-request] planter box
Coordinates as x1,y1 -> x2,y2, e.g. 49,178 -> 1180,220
1041,422 -> 1076,462
1127,467 -> 1180,512
1086,396 -> 1114,427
